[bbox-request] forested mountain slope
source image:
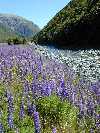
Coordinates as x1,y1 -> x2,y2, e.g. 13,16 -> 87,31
33,0 -> 100,49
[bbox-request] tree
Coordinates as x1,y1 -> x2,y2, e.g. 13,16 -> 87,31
13,37 -> 20,44
22,38 -> 27,44
7,38 -> 12,45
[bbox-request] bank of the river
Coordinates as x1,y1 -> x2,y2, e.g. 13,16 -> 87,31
31,43 -> 100,83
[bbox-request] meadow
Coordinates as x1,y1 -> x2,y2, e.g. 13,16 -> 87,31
0,45 -> 99,133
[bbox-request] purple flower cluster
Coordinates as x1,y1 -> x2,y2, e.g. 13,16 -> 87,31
0,45 -> 99,131
52,127 -> 57,133
90,81 -> 100,96
7,114 -> 14,129
27,95 -> 36,116
19,100 -> 25,119
0,122 -> 4,133
33,111 -> 41,133
6,90 -> 14,113
6,90 -> 14,129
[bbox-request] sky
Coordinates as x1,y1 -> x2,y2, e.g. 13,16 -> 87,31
0,0 -> 70,29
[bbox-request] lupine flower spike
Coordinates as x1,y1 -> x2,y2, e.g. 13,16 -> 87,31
33,111 -> 41,133
52,127 -> 57,133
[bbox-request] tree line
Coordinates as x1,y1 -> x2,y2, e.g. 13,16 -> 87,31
7,37 -> 27,45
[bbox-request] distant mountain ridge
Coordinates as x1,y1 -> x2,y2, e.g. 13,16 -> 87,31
0,13 -> 40,42
0,22 -> 19,42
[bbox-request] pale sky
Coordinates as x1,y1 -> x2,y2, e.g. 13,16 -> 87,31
0,0 -> 70,29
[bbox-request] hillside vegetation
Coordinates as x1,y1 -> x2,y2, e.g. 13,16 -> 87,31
33,0 -> 100,49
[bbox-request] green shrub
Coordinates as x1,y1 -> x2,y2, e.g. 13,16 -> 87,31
35,94 -> 79,132
7,38 -> 12,45
7,37 -> 27,45
22,38 -> 27,44
13,37 -> 20,44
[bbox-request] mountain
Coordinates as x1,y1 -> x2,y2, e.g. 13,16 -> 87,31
0,23 -> 19,42
0,13 -> 40,42
33,0 -> 100,49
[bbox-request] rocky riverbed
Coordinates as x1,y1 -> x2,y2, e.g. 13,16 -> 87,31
31,43 -> 100,83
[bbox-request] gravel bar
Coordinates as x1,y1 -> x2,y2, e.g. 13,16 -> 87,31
30,43 -> 100,83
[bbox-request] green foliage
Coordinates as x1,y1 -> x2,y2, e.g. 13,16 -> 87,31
13,37 -> 20,44
7,37 -> 27,45
33,0 -> 87,42
22,38 -> 27,44
15,115 -> 35,133
7,38 -> 12,45
35,94 -> 79,132
77,115 -> 97,133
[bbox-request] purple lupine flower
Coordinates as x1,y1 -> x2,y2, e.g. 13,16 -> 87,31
28,104 -> 36,116
0,122 -> 4,133
0,70 -> 3,80
90,128 -> 94,133
6,90 -> 13,105
86,99 -> 94,117
7,94 -> 14,116
52,127 -> 57,133
72,91 -> 75,104
62,88 -> 69,99
24,81 -> 29,94
41,86 -> 46,96
90,81 -> 100,96
31,104 -> 36,112
6,90 -> 14,129
60,79 -> 65,88
33,111 -> 41,133
95,114 -> 100,128
78,98 -> 84,118
31,82 -> 36,99
57,87 -> 68,100
27,95 -> 36,116
57,78 -> 69,100
19,101 -> 25,119
8,113 -> 14,129
45,83 -> 52,96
